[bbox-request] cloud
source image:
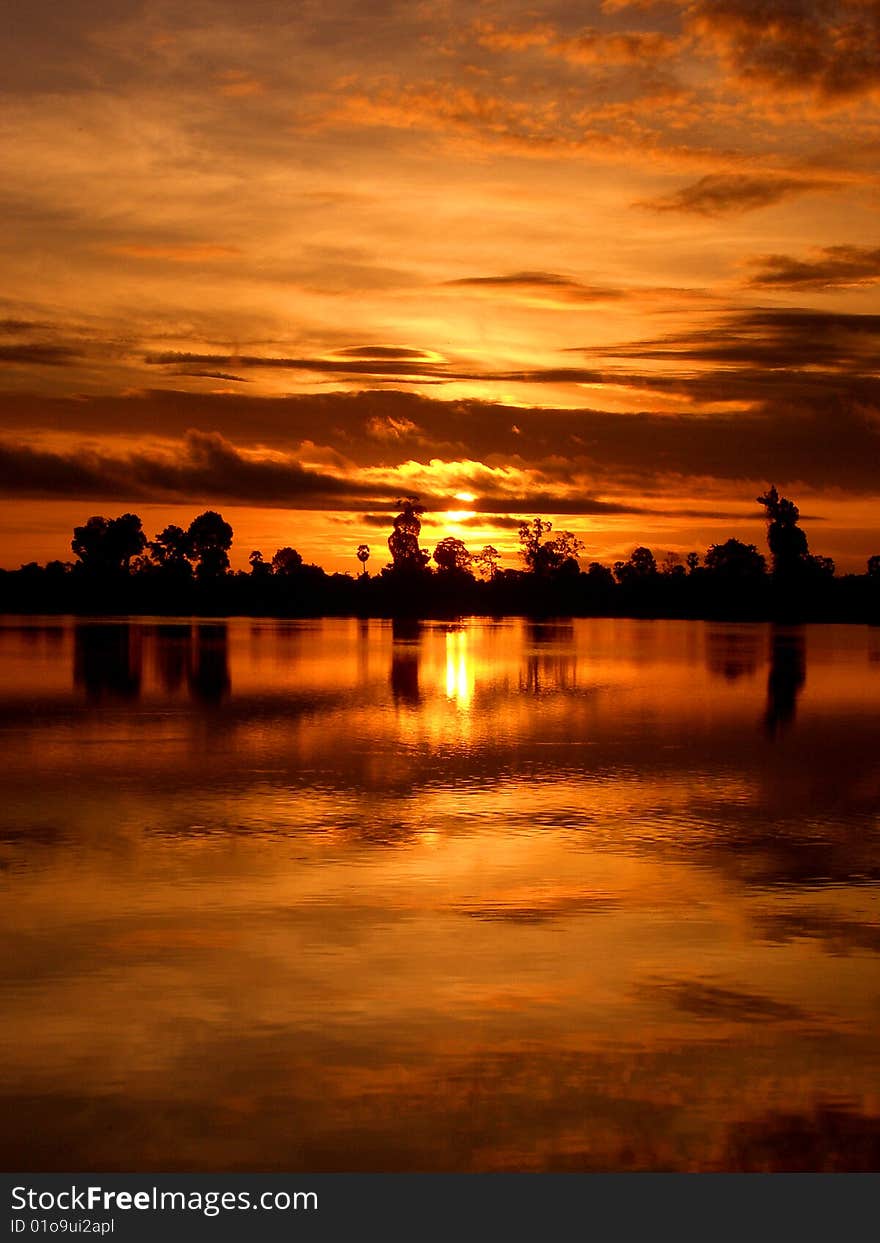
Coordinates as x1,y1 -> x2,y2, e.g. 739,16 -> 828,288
146,348 -> 604,386
582,306 -> 880,371
0,319 -> 50,334
0,343 -> 81,366
640,173 -> 834,216
601,0 -> 674,10
335,346 -> 438,360
215,70 -> 266,98
445,271 -> 623,303
325,81 -> 583,151
0,426 -> 644,518
474,21 -> 679,66
687,0 -> 880,106
106,244 -> 243,263
145,350 -> 455,381
177,371 -> 252,383
0,430 -> 385,509
8,303 -> 880,500
366,414 -> 419,441
747,244 -> 880,289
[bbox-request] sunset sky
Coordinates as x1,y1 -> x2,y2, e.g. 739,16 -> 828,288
2,0 -> 879,572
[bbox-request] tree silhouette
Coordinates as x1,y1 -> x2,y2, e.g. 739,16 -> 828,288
72,513 -> 146,574
187,511 -> 233,580
271,547 -> 303,576
472,545 -> 501,581
9,487 -> 873,623
433,536 -> 473,576
757,486 -> 809,580
248,550 -> 272,579
519,517 -> 552,572
586,561 -> 614,588
704,538 -> 766,581
519,518 -> 583,576
662,552 -> 686,578
149,524 -> 193,574
387,497 -> 429,572
614,546 -> 657,584
808,554 -> 835,579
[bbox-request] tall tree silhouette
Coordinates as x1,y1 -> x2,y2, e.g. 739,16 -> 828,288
388,497 -> 429,572
187,511 -> 233,580
757,486 -> 809,580
357,544 -> 370,576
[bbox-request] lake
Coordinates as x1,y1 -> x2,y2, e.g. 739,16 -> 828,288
2,615 -> 879,1171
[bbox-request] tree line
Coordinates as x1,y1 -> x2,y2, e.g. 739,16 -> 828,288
1,488 -> 878,621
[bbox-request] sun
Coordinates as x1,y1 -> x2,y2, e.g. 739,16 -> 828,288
439,490 -> 477,529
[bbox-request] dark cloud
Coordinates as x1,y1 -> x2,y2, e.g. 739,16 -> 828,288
145,349 -> 613,387
147,350 -> 608,387
177,371 -> 252,383
362,512 -> 542,531
0,430 -> 385,509
145,351 -> 454,381
129,306 -> 880,430
3,359 -> 880,496
640,173 -> 834,216
8,303 -> 880,498
688,0 -> 880,105
445,271 -> 622,301
335,346 -> 436,360
474,493 -> 645,516
0,320 -> 51,334
580,306 -> 880,370
747,244 -> 880,289
0,429 -> 659,517
0,440 -> 126,498
0,343 -> 81,366
358,512 -> 399,528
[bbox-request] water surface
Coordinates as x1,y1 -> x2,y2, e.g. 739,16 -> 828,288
2,616 -> 880,1170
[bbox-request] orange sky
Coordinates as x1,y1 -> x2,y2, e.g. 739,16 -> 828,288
2,0 -> 879,572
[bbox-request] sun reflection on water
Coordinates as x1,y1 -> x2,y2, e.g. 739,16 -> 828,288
445,629 -> 474,707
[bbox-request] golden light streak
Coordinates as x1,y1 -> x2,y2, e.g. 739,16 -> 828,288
445,629 -> 474,708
